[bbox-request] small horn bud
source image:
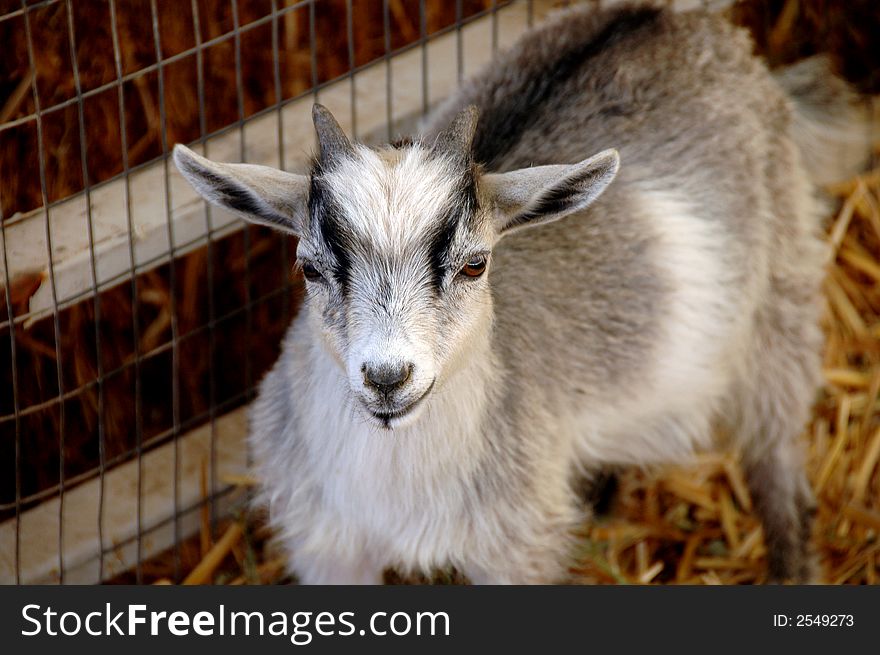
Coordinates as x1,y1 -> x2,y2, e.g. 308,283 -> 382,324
312,104 -> 354,166
431,105 -> 479,162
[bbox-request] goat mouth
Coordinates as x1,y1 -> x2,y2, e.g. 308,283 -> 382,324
368,380 -> 435,429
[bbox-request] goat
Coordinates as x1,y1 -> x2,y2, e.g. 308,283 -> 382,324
174,3 -> 870,583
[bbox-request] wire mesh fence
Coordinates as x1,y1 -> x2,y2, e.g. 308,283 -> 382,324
0,0 -> 877,585
1,0 -> 533,585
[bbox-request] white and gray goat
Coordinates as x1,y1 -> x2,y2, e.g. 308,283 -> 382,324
174,3 -> 870,583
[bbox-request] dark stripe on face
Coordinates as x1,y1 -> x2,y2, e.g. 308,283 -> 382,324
308,171 -> 353,289
427,166 -> 479,291
428,214 -> 458,292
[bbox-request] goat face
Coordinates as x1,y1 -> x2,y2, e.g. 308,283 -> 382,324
299,141 -> 496,429
173,104 -> 619,430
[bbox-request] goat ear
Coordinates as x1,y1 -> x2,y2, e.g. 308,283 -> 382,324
312,103 -> 354,166
483,149 -> 619,235
431,105 -> 479,163
173,144 -> 308,235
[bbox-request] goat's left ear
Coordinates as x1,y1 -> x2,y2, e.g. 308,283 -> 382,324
173,144 -> 308,236
482,149 -> 619,236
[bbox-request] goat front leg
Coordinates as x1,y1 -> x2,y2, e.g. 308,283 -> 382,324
283,526 -> 385,584
464,540 -> 577,585
291,549 -> 385,585
463,501 -> 583,584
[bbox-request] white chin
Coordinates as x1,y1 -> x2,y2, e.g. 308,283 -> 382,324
358,379 -> 436,430
363,404 -> 424,430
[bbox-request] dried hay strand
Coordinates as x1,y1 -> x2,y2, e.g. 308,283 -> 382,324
104,476 -> 287,586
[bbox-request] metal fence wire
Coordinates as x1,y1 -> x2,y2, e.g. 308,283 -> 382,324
0,0 -> 531,585
0,0 -> 877,585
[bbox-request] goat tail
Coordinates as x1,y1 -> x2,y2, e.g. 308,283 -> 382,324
774,55 -> 873,186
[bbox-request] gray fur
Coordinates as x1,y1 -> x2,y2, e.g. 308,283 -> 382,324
174,2 -> 870,584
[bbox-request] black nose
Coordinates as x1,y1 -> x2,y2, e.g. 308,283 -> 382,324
362,362 -> 413,394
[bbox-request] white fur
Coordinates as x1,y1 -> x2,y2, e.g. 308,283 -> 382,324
252,321 -> 497,581
320,146 -> 464,251
575,189 -> 738,464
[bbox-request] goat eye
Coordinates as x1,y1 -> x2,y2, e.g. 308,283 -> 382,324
301,261 -> 322,282
460,255 -> 487,278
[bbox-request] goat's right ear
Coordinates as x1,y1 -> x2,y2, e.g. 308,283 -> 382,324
173,144 -> 308,236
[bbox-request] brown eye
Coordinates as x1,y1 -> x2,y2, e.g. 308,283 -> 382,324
460,255 -> 488,278
301,261 -> 322,282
